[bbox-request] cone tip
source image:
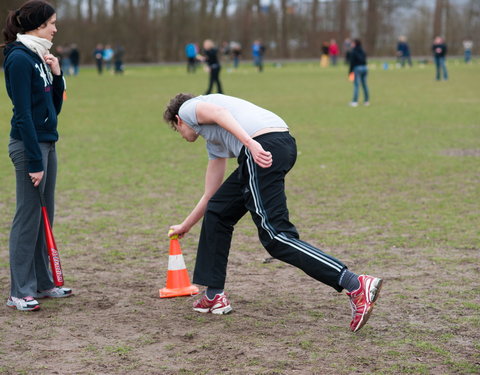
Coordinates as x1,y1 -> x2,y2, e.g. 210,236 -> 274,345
168,229 -> 179,240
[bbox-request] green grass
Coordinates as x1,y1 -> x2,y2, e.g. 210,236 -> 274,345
0,60 -> 479,374
2,60 -> 478,252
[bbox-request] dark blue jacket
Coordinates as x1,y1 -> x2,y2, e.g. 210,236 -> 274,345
397,42 -> 410,57
3,42 -> 64,172
349,46 -> 367,74
432,43 -> 447,58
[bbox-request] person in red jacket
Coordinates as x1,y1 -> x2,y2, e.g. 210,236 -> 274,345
329,39 -> 340,66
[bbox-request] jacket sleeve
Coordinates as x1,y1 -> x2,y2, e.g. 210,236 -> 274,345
349,51 -> 355,74
52,74 -> 65,115
7,55 -> 43,172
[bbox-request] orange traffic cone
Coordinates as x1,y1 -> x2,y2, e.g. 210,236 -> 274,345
159,233 -> 199,298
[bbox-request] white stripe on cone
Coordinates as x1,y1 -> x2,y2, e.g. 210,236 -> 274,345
168,255 -> 187,271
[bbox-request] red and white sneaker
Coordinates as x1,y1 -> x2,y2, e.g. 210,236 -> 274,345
193,293 -> 232,315
347,275 -> 383,332
6,296 -> 40,311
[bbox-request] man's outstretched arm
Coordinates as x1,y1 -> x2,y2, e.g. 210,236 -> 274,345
169,158 -> 227,238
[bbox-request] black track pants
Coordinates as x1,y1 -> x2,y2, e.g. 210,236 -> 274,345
193,132 -> 346,291
205,65 -> 223,94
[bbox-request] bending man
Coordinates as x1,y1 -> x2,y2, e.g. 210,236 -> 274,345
164,93 -> 383,332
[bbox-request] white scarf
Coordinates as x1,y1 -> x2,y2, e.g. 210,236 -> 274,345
16,33 -> 52,63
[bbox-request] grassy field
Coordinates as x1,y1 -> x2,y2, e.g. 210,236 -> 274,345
0,59 -> 479,374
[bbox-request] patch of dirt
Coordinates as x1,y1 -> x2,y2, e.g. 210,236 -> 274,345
440,148 -> 480,157
0,215 -> 479,374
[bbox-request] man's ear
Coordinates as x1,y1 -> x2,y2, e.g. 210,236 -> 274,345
175,115 -> 182,127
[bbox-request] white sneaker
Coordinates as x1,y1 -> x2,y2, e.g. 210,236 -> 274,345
36,287 -> 73,299
349,102 -> 359,107
6,296 -> 40,311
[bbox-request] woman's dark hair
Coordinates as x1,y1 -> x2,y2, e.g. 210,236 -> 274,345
163,93 -> 195,130
353,39 -> 362,48
2,0 -> 55,46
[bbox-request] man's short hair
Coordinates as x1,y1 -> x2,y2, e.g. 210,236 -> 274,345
163,93 -> 195,130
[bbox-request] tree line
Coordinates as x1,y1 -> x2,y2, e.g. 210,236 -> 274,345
0,0 -> 479,63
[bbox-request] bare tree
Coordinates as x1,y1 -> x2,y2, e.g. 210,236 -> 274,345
433,0 -> 446,37
76,0 -> 83,21
138,0 -> 150,61
338,0 -> 349,48
308,0 -> 319,54
198,0 -> 208,41
219,0 -> 230,42
365,0 -> 378,54
280,0 -> 288,57
87,0 -> 93,23
0,0 -> 21,31
112,0 -> 119,20
239,0 -> 254,54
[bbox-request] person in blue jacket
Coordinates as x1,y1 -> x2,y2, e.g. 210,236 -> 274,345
2,0 -> 72,311
349,39 -> 370,107
396,36 -> 412,67
252,39 -> 265,72
185,42 -> 198,73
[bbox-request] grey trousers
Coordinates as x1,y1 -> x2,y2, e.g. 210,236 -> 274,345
8,138 -> 57,298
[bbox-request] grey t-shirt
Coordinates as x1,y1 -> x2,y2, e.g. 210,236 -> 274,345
178,94 -> 288,159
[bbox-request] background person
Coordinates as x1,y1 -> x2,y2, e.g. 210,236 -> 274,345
69,43 -> 80,75
185,42 -> 198,73
231,41 -> 241,69
164,93 -> 383,332
103,44 -> 114,71
349,39 -> 369,107
329,39 -> 339,66
343,37 -> 352,65
114,44 -> 125,74
2,0 -> 72,312
93,43 -> 103,74
198,39 -> 223,95
396,36 -> 412,67
220,41 -> 231,67
432,36 -> 448,81
59,43 -> 71,75
462,38 -> 473,64
252,39 -> 265,72
320,41 -> 329,67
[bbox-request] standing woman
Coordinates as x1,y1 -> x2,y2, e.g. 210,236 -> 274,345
348,39 -> 369,107
200,39 -> 223,95
2,0 -> 72,311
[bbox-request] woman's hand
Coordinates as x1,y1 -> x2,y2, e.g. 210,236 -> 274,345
44,53 -> 61,75
29,171 -> 44,187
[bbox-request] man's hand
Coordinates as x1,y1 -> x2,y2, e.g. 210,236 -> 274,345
246,139 -> 272,168
168,224 -> 189,239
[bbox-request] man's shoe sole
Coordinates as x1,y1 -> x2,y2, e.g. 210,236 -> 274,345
193,307 -> 211,313
211,305 -> 232,315
193,305 -> 232,315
